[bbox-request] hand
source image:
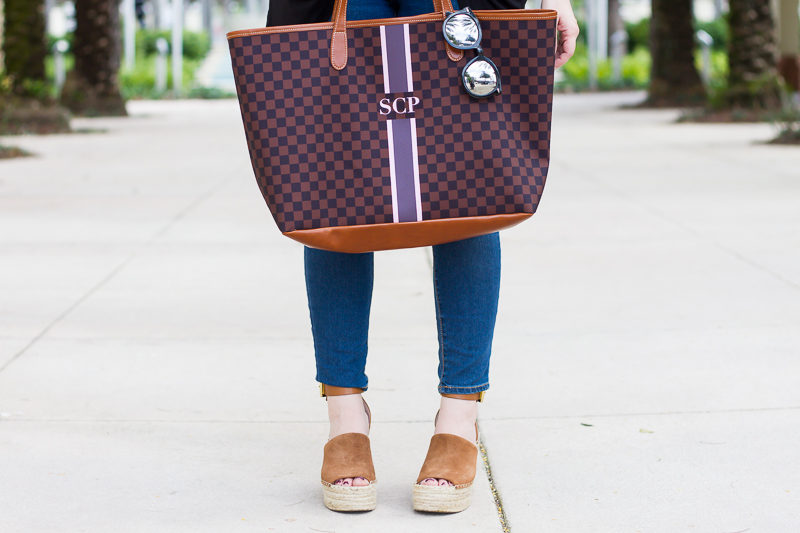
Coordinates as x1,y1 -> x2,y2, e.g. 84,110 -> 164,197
540,0 -> 579,68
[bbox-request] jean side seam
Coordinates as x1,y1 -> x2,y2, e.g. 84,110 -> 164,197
432,254 -> 446,388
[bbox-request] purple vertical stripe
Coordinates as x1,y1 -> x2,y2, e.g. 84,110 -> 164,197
381,23 -> 420,223
384,24 -> 410,93
389,118 -> 419,223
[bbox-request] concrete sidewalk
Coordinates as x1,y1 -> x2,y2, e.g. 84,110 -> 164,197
1,93 -> 798,532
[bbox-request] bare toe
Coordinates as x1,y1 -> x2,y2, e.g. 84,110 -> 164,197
438,478 -> 452,486
420,477 -> 438,486
352,476 -> 370,487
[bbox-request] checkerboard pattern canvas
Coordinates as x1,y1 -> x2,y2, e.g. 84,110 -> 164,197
229,17 -> 556,234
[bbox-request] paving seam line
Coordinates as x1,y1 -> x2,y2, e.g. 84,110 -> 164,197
0,169 -> 231,374
479,438 -> 511,532
0,256 -> 134,374
557,158 -> 800,292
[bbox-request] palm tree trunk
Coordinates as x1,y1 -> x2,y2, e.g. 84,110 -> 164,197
648,0 -> 705,106
727,0 -> 782,109
0,0 -> 5,72
2,0 -> 46,97
60,0 -> 127,116
1,0 -> 71,134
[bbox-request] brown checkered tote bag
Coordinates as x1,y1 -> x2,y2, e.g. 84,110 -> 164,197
228,0 -> 557,253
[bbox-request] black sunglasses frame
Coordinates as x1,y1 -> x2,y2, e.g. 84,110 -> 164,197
442,7 -> 502,99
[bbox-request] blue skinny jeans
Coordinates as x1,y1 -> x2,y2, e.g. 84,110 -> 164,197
306,0 -> 499,395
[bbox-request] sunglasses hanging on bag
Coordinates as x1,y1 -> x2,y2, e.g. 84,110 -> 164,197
442,7 -> 502,98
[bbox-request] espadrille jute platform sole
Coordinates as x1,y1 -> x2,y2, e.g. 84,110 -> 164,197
322,480 -> 378,511
412,481 -> 473,513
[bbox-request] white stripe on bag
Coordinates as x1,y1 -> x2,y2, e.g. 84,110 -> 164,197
380,25 -> 390,93
403,24 -> 413,92
410,117 -> 422,221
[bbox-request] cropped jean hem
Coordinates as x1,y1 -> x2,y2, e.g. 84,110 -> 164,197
438,382 -> 490,394
316,376 -> 369,392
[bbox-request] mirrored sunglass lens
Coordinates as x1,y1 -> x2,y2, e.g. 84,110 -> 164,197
463,59 -> 499,97
444,14 -> 480,48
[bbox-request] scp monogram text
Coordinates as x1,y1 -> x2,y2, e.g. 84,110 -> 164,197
379,96 -> 421,115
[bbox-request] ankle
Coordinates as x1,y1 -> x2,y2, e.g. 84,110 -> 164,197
327,394 -> 370,439
438,396 -> 478,417
434,397 -> 478,442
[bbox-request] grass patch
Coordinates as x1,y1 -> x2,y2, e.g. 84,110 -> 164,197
0,145 -> 32,159
770,130 -> 800,144
186,86 -> 236,99
677,107 -> 775,123
769,108 -> 800,144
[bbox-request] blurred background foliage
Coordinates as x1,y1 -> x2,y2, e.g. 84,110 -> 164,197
44,29 -> 213,99
1,0 -> 799,141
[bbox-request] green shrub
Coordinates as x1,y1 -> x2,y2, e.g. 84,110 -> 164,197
120,54 -> 235,99
136,29 -> 211,61
119,56 -> 204,99
621,47 -> 652,86
624,17 -> 728,54
42,29 -> 214,100
44,53 -> 74,87
557,47 -> 727,93
626,18 -> 650,52
0,73 -> 11,97
559,46 -> 650,91
577,18 -> 587,46
46,30 -> 210,61
696,18 -> 729,51
46,33 -> 74,54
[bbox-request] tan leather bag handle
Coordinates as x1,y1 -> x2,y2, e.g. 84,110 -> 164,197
330,0 -> 463,70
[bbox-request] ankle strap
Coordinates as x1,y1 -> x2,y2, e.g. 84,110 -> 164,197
319,383 -> 365,398
441,391 -> 485,402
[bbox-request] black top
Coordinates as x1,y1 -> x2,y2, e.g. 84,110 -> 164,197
266,0 -> 528,27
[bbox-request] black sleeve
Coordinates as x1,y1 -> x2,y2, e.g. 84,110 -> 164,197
458,0 -> 527,9
266,0 -> 336,27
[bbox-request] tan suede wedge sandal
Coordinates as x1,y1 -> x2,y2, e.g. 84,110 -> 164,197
412,391 -> 484,513
319,384 -> 377,512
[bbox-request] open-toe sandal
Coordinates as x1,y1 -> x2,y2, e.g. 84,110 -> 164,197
412,391 -> 483,513
319,384 -> 377,512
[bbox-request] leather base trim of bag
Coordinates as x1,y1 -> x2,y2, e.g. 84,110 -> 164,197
285,213 -> 530,253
